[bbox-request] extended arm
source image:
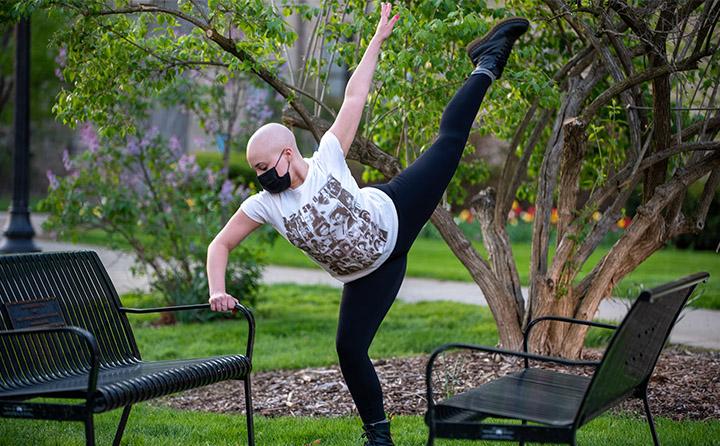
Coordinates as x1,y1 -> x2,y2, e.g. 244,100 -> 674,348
329,2 -> 399,156
207,207 -> 261,312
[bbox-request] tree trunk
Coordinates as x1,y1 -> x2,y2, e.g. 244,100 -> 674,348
431,207 -> 525,349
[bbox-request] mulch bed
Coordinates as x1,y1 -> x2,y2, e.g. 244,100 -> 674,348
157,347 -> 720,421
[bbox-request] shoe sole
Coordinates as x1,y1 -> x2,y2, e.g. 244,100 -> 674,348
465,17 -> 530,63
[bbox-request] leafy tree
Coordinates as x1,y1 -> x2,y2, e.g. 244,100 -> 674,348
6,0 -> 719,355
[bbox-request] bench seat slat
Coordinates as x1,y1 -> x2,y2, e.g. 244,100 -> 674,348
435,368 -> 590,427
0,355 -> 249,412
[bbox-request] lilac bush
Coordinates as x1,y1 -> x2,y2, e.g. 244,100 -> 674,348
40,124 -> 266,320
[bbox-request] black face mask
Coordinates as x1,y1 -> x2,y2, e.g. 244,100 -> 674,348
257,150 -> 291,194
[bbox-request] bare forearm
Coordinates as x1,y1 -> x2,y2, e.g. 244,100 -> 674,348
207,241 -> 229,296
345,36 -> 383,101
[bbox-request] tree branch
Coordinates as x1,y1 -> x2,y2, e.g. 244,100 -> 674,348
580,48 -> 715,125
282,108 -> 401,178
472,188 -> 525,325
91,3 -> 324,142
674,166 -> 720,236
574,150 -> 720,318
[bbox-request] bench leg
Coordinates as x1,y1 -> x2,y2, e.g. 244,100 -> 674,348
113,405 -> 133,446
520,419 -> 527,446
425,410 -> 435,446
642,394 -> 661,446
84,414 -> 95,446
245,377 -> 255,446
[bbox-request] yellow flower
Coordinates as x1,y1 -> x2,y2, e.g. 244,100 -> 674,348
592,211 -> 602,221
550,208 -> 559,224
92,206 -> 102,218
185,198 -> 195,208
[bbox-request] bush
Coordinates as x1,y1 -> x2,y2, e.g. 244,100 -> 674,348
39,126 -> 267,321
194,150 -> 260,191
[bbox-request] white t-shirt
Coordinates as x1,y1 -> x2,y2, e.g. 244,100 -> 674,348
240,131 -> 399,283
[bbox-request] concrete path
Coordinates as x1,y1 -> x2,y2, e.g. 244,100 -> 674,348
2,212 -> 718,349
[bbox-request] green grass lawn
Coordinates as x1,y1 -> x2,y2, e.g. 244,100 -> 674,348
1,405 -> 718,445
124,284 -> 499,370
57,228 -> 720,309
123,283 -> 613,369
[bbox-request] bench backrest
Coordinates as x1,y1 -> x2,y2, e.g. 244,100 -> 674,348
0,251 -> 140,390
575,272 -> 708,426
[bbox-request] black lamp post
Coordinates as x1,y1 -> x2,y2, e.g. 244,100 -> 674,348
0,18 -> 40,254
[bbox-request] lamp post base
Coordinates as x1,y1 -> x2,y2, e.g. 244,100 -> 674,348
0,209 -> 40,254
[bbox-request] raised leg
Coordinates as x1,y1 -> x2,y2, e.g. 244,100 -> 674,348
112,405 -> 132,446
372,73 -> 493,256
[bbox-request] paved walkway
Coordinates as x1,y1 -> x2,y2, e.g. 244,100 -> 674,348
2,212 -> 719,349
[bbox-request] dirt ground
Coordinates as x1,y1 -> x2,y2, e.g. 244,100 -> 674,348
158,347 -> 720,421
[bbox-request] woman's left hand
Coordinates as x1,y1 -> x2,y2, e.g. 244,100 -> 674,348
373,2 -> 400,43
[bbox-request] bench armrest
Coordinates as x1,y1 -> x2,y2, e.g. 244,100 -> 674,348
523,316 -> 617,368
119,302 -> 256,361
425,342 -> 600,409
0,326 -> 100,397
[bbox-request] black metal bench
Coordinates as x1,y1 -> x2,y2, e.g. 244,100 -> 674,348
425,272 -> 709,446
0,250 -> 256,446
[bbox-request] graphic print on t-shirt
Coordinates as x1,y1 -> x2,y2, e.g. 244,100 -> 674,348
283,175 -> 389,276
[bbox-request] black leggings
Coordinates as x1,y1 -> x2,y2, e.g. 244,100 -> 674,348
336,73 -> 492,424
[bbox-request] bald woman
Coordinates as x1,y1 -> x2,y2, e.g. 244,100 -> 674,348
206,4 -> 529,444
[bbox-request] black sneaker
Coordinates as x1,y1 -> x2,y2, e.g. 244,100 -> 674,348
466,17 -> 530,80
360,420 -> 394,446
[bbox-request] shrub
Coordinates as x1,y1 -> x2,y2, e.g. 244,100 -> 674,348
194,151 -> 260,192
39,125 -> 267,321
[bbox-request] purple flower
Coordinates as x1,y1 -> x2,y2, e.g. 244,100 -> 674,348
192,136 -> 205,147
62,149 -> 73,171
205,118 -> 220,135
165,171 -> 177,188
46,170 -> 59,190
169,135 -> 183,158
126,138 -> 140,156
120,170 -> 144,194
219,179 -> 234,206
205,168 -> 216,188
79,122 -> 99,153
55,47 -> 67,66
140,126 -> 159,148
54,47 -> 66,81
177,154 -> 199,177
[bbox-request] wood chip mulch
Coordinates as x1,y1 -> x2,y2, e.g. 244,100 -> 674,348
156,347 -> 720,421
